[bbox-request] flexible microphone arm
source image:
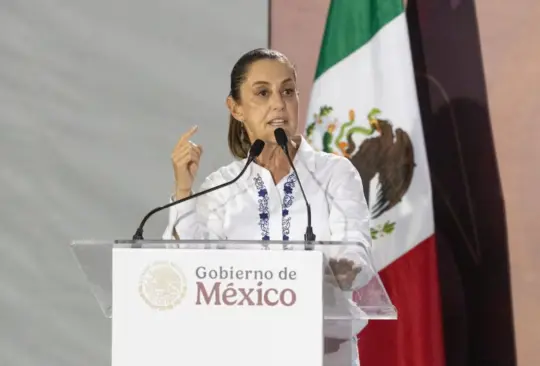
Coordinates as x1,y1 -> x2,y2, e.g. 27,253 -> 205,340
132,139 -> 265,241
274,128 -> 316,244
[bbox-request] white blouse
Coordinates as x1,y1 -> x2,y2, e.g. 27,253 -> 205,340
163,137 -> 370,245
163,137 -> 371,365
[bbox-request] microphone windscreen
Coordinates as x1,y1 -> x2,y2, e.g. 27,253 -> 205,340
250,139 -> 265,157
274,128 -> 288,147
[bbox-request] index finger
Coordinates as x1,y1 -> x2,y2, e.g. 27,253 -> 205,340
177,125 -> 198,146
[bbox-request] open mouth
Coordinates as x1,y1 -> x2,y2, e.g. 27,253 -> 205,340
267,118 -> 288,127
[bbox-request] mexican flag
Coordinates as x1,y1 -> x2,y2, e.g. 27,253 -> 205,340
304,0 -> 445,365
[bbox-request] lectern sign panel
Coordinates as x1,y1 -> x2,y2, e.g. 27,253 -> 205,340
112,248 -> 323,366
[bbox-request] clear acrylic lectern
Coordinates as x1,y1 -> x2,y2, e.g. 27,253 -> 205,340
70,240 -> 397,366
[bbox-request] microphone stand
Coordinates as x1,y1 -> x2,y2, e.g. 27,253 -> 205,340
273,129 -> 316,250
131,140 -> 265,245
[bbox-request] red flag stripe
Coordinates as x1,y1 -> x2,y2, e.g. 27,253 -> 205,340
358,235 -> 445,366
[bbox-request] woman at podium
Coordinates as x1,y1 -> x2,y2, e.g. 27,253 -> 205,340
162,48 -> 371,366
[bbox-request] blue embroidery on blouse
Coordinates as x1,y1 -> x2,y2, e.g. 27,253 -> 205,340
281,174 -> 297,241
253,173 -> 297,245
253,175 -> 270,242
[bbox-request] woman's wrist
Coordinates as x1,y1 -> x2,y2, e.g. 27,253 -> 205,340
175,188 -> 192,200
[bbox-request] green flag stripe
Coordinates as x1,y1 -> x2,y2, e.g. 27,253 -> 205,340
315,0 -> 403,79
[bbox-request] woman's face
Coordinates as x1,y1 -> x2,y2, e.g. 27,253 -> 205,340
228,59 -> 299,144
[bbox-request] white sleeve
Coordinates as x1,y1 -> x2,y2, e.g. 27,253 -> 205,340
328,157 -> 371,247
323,158 -> 374,337
326,158 -> 372,277
162,176 -> 226,241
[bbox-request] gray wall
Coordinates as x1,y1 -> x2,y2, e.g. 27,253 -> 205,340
0,1 -> 268,365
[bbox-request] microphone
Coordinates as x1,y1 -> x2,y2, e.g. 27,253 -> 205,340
274,128 -> 316,244
132,139 -> 265,241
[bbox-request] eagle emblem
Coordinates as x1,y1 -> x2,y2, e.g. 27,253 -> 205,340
306,107 -> 416,239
